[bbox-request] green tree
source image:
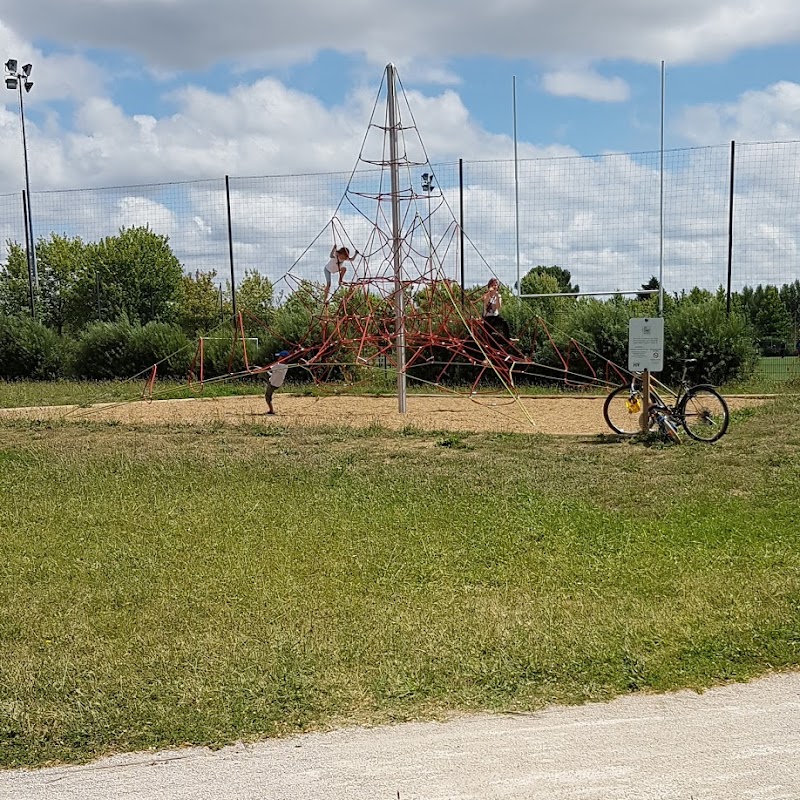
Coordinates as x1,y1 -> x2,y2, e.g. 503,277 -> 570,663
36,234 -> 87,335
237,271 -> 274,323
178,270 -> 227,335
72,226 -> 183,327
779,280 -> 800,334
637,276 -> 661,303
664,300 -> 757,384
0,312 -> 63,379
519,270 -> 574,325
0,241 -> 34,317
520,265 -> 579,295
743,284 -> 792,353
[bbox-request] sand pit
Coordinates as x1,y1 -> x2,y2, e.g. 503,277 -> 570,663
0,392 -> 767,436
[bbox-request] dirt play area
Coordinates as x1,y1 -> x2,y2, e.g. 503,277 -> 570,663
0,392 -> 767,435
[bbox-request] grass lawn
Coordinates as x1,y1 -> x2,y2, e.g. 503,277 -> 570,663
0,399 -> 799,769
753,355 -> 800,382
0,378 -> 267,409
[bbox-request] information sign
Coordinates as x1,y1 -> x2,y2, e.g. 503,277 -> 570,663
628,318 -> 664,372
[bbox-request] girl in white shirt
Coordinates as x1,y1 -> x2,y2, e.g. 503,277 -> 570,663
324,246 -> 358,301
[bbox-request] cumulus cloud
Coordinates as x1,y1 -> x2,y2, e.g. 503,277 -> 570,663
542,68 -> 630,102
1,10 -> 798,298
676,81 -> 800,144
4,0 -> 800,69
0,72 -> 577,193
0,21 -> 107,105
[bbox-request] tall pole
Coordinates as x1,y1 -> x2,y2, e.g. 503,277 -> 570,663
658,60 -> 665,316
726,140 -> 736,315
459,158 -> 465,296
14,74 -> 37,287
225,175 -> 237,320
513,75 -> 521,297
427,183 -> 432,275
21,190 -> 34,317
421,172 -> 433,277
387,64 -> 406,413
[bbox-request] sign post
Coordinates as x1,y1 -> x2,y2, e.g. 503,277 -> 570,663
629,318 -> 664,433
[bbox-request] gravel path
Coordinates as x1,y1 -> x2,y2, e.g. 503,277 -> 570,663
2,672 -> 798,799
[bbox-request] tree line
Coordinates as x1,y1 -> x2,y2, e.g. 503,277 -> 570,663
0,227 -> 797,384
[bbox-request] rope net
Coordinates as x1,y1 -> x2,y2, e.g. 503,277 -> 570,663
147,68 -> 633,429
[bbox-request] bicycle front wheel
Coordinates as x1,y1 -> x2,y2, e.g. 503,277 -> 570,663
603,386 -> 644,436
678,385 -> 729,442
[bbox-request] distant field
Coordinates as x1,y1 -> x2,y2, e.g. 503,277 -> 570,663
754,355 -> 800,382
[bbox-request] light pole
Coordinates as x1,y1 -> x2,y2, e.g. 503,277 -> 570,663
421,172 -> 434,275
5,58 -> 37,308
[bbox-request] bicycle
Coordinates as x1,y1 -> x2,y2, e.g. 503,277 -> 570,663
603,359 -> 730,443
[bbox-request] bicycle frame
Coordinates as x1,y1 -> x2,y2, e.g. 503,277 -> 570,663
626,360 -> 695,414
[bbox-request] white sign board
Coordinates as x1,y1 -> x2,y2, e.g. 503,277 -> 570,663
628,317 -> 664,372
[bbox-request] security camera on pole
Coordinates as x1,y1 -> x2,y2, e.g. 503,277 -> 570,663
421,172 -> 434,276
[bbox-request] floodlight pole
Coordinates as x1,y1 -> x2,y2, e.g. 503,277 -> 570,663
6,59 -> 37,291
513,75 -> 521,298
658,60 -> 665,316
16,76 -> 36,287
387,63 -> 406,413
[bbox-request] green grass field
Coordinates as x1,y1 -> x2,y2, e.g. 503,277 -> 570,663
754,355 -> 800,381
1,399 -> 799,769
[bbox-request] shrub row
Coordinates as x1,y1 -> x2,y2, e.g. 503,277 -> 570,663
0,297 -> 760,385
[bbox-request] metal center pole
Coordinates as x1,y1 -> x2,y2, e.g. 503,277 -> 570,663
386,64 -> 406,413
513,75 -> 521,298
658,61 -> 665,316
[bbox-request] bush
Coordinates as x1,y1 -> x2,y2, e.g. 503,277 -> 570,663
71,319 -> 135,379
72,319 -> 193,379
127,322 -> 192,378
564,298 -> 633,377
0,313 -> 63,379
664,300 -> 758,384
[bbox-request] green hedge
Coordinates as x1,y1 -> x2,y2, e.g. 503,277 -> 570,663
71,320 -> 191,379
0,314 -> 63,380
663,301 -> 758,384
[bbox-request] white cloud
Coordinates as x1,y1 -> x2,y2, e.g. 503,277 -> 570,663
0,14 -> 798,298
542,69 -> 630,102
677,81 -> 800,144
5,1 -> 800,69
0,72 -> 578,193
0,21 -> 107,105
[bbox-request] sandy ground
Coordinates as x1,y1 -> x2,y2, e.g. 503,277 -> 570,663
1,671 -> 798,799
0,393 -> 766,435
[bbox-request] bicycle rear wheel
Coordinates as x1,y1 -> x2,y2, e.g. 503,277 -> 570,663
678,385 -> 729,442
603,386 -> 644,435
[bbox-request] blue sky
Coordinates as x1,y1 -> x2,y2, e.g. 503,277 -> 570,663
1,1 -> 800,292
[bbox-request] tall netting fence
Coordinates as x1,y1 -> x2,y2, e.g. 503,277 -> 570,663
2,140 -> 799,376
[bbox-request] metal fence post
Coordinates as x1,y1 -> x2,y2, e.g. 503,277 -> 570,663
726,140 -> 736,316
